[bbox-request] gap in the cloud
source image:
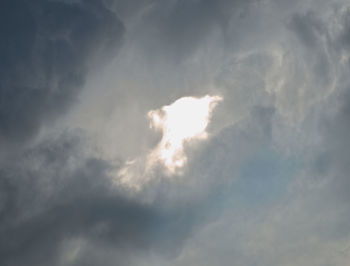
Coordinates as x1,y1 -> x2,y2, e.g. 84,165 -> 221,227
202,143 -> 303,216
231,144 -> 302,207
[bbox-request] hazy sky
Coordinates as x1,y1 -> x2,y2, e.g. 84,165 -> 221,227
1,0 -> 350,265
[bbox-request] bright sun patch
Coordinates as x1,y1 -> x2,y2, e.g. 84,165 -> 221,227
148,95 -> 222,173
117,95 -> 222,189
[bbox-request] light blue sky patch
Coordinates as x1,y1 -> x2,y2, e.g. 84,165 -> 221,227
230,144 -> 302,207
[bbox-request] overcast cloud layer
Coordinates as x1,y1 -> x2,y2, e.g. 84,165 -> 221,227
1,0 -> 350,265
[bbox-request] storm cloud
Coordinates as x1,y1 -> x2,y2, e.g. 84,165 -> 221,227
0,0 -> 123,144
1,0 -> 350,265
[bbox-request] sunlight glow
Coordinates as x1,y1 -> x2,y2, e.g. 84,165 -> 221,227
116,94 -> 222,190
147,95 -> 222,173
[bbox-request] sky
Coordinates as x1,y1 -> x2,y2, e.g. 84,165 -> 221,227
1,0 -> 350,265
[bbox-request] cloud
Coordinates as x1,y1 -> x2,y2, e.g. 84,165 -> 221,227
0,0 -> 124,145
117,95 -> 222,190
2,0 -> 350,265
0,133 -> 207,266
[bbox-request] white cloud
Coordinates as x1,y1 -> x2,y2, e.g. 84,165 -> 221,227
116,95 -> 222,190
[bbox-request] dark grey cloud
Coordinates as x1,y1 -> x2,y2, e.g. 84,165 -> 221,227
315,89 -> 350,207
0,133 -> 204,266
338,8 -> 350,50
124,0 -> 256,62
289,11 -> 325,48
0,108 -> 278,266
0,0 -> 124,144
2,0 -> 350,266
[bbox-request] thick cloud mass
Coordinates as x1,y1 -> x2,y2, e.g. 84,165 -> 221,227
0,0 -> 123,143
1,0 -> 350,265
0,135 -> 204,266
